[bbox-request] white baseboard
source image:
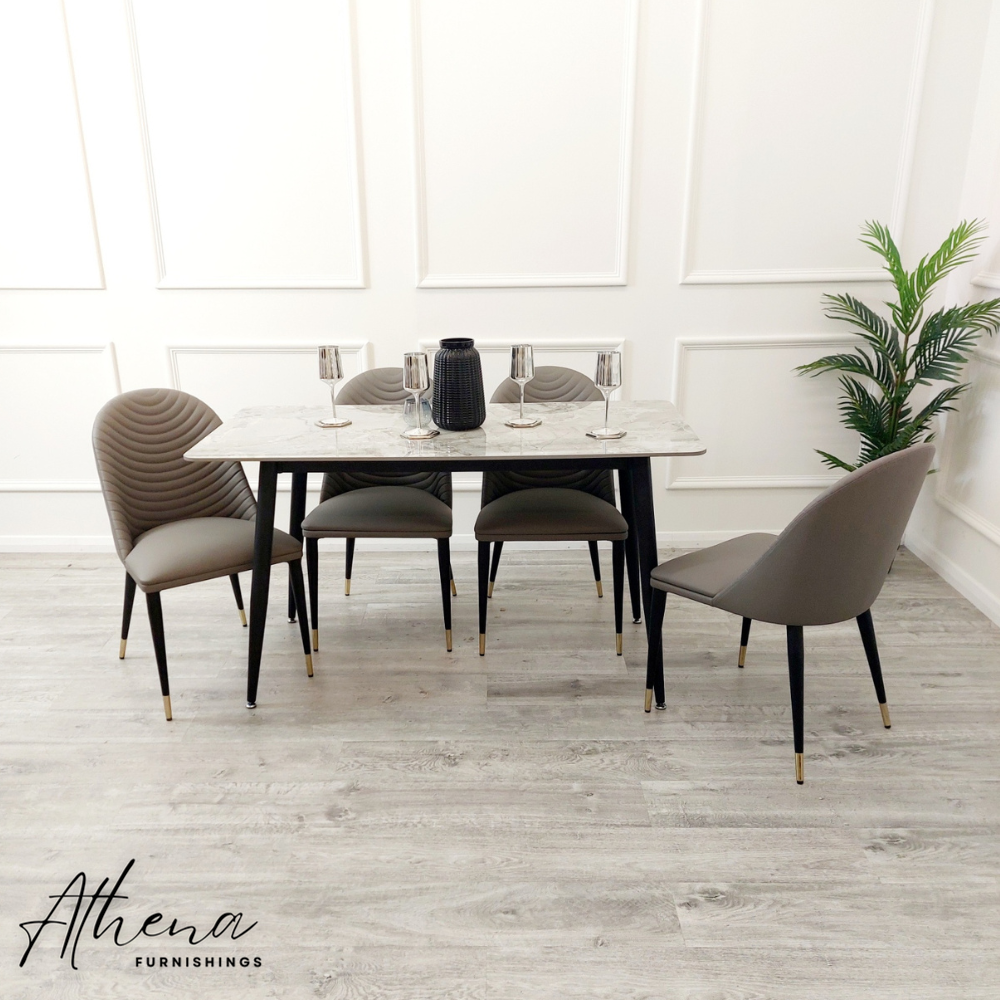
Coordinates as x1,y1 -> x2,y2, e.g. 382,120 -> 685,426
0,535 -> 118,553
905,532 -> 1000,628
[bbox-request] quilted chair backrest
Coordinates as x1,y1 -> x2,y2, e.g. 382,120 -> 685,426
320,368 -> 451,506
93,388 -> 256,562
483,365 -> 615,506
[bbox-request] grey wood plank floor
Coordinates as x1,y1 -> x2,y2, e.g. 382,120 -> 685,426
0,546 -> 997,998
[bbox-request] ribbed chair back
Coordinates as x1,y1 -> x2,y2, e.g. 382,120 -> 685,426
321,368 -> 450,506
92,389 -> 255,563
484,365 -> 614,505
716,445 -> 935,626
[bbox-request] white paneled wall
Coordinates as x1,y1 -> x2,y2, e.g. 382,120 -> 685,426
3,0 -> 1000,623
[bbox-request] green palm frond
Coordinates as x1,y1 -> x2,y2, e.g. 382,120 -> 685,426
799,220 -> 1000,469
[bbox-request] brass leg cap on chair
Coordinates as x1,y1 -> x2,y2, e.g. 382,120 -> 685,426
311,629 -> 319,652
879,702 -> 891,728
344,579 -> 351,596
479,633 -> 486,656
305,654 -> 314,678
446,629 -> 453,652
451,579 -> 457,597
162,695 -> 172,721
119,639 -> 127,659
738,644 -> 747,668
596,581 -> 603,598
644,688 -> 653,713
239,608 -> 247,627
616,633 -> 623,656
795,752 -> 804,784
487,581 -> 494,598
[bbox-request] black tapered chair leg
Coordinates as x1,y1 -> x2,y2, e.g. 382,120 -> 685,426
144,591 -> 171,721
625,536 -> 641,623
645,588 -> 667,712
230,574 -> 247,628
287,559 -> 313,677
588,540 -> 603,597
612,540 -> 625,655
344,538 -> 356,596
786,625 -> 805,783
857,609 -> 891,728
478,541 -> 490,655
487,541 -> 503,598
739,617 -> 751,668
120,573 -> 136,658
450,563 -> 457,597
306,538 -> 319,651
436,539 -> 453,652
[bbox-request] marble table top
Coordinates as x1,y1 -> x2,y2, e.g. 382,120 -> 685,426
185,400 -> 705,463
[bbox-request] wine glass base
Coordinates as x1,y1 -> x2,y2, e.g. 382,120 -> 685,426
316,417 -> 352,428
401,426 -> 440,440
505,416 -> 542,428
586,427 -> 627,440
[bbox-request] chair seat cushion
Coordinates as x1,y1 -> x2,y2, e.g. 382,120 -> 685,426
475,487 -> 628,542
125,517 -> 301,592
302,485 -> 452,539
650,533 -> 777,602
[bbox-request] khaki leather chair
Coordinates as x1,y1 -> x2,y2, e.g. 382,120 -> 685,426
302,368 -> 455,652
476,367 -> 628,656
93,388 -> 311,720
644,445 -> 934,783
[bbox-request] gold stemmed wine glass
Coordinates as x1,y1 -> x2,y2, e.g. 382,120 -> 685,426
586,350 -> 626,439
504,344 -> 542,428
316,346 -> 351,428
401,352 -> 439,439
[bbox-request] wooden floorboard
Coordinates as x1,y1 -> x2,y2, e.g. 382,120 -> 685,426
0,546 -> 997,997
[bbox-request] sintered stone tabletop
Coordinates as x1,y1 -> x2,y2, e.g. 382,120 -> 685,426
185,400 -> 705,463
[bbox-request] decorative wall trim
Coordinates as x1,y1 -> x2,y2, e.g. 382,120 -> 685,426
1,0 -> 105,290
166,341 -> 373,389
410,0 -> 638,288
972,271 -> 1000,289
125,0 -> 367,290
0,343 -> 120,493
678,0 -> 935,285
667,334 -> 856,489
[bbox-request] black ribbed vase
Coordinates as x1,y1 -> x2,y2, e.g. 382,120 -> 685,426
432,338 -> 486,431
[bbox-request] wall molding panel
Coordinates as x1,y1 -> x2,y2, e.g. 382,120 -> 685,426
126,0 -> 367,289
411,0 -> 638,287
667,334 -> 857,489
679,0 -> 934,285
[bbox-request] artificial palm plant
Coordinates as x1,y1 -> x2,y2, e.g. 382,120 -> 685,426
798,219 -> 1000,471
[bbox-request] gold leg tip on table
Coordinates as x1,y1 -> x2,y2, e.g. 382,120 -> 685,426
451,579 -> 457,597
487,581 -> 494,598
311,629 -> 319,652
596,581 -> 603,598
305,654 -> 314,678
162,695 -> 172,721
880,702 -> 891,728
238,608 -> 247,627
344,579 -> 351,596
616,633 -> 623,656
119,639 -> 127,659
479,634 -> 486,656
446,629 -> 452,652
738,645 -> 747,668
795,753 -> 804,784
644,688 -> 653,713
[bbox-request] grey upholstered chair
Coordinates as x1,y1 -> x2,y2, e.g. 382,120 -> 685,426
302,368 -> 455,652
476,366 -> 628,656
93,388 -> 311,721
644,445 -> 934,783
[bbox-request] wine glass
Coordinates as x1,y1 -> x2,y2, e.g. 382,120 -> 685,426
586,350 -> 626,439
316,346 -> 351,428
504,344 -> 542,428
401,352 -> 439,439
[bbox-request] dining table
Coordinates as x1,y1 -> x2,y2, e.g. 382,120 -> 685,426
185,399 -> 706,709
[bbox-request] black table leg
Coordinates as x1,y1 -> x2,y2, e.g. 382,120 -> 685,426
247,461 -> 277,709
617,466 -> 642,624
287,472 -> 307,621
627,457 -> 659,639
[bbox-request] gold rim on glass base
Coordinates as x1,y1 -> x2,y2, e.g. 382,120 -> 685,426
586,427 -> 627,440
401,426 -> 440,440
316,417 -> 351,428
505,416 -> 542,428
